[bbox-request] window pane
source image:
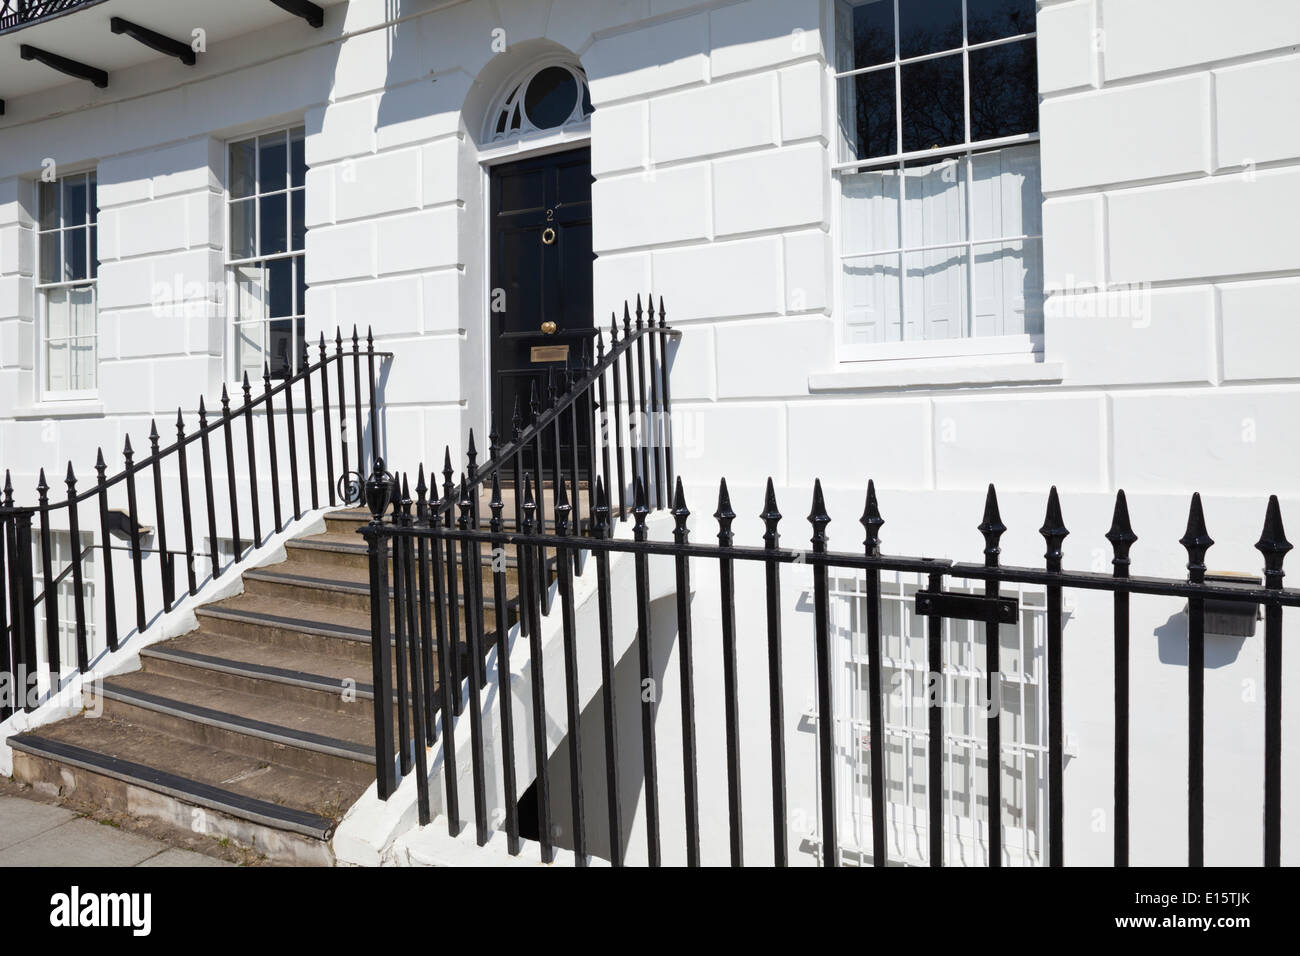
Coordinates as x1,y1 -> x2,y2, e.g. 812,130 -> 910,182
267,257 -> 293,318
259,132 -> 288,194
841,166 -> 901,256
70,336 -> 97,391
40,232 -> 61,283
524,66 -> 579,130
851,0 -> 894,69
900,53 -> 964,151
290,189 -> 305,250
970,144 -> 1041,241
973,238 -> 1043,337
69,285 -> 95,338
89,225 -> 98,278
839,69 -> 897,162
236,321 -> 266,380
842,252 -> 902,344
898,0 -> 963,59
967,0 -> 1036,44
88,174 -> 97,225
295,256 -> 306,316
905,247 -> 967,340
64,225 -> 88,281
46,287 -> 69,340
46,338 -> 68,392
259,193 -> 288,256
230,198 -> 256,260
229,138 -> 257,199
65,175 -> 88,226
234,264 -> 266,323
39,181 -> 60,231
969,40 -> 1039,140
290,127 -> 306,188
268,319 -> 294,378
904,156 -> 967,249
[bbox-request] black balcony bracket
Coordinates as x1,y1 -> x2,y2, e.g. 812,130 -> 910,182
269,0 -> 324,28
0,99 -> 5,116
915,589 -> 1020,626
110,16 -> 197,66
19,43 -> 108,87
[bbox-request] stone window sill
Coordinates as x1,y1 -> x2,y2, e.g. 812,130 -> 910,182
808,361 -> 1065,393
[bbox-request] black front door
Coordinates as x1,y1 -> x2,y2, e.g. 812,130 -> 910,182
489,148 -> 594,467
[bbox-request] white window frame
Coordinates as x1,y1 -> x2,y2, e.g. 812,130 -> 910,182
831,0 -> 1042,365
35,169 -> 99,402
223,124 -> 307,382
482,56 -> 594,148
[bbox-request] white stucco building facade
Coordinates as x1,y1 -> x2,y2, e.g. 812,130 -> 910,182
1,0 -> 1298,866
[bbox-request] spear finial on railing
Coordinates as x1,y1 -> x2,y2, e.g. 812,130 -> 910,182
489,471 -> 504,534
978,483 -> 1005,566
658,295 -> 667,328
122,433 -> 134,466
149,419 -> 160,455
632,476 -> 649,543
1039,486 -> 1068,571
593,475 -> 611,541
197,396 -> 209,430
1105,489 -> 1138,578
94,448 -> 107,477
352,325 -> 360,353
175,407 -> 186,440
242,370 -> 253,404
415,464 -> 429,525
457,473 -> 472,531
555,476 -> 571,537
610,312 -> 620,346
671,477 -> 690,545
36,468 -> 48,505
623,301 -> 633,339
522,474 -> 537,534
319,331 -> 328,363
366,326 -> 374,355
488,424 -> 500,461
761,477 -> 782,550
596,328 -> 606,361
442,445 -> 454,505
808,479 -> 830,553
1256,495 -> 1292,588
529,380 -> 540,421
715,477 -> 735,548
3,469 -> 13,507
861,479 -> 885,557
635,293 -> 644,331
1179,493 -> 1214,584
466,428 -> 478,479
511,397 -> 522,443
398,473 -> 412,525
220,383 -> 231,416
65,460 -> 77,495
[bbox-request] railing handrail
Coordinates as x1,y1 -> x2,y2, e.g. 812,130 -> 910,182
0,335 -> 394,515
433,318 -> 677,520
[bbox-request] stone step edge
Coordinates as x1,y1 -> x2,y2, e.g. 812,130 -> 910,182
141,644 -> 377,701
7,734 -> 337,840
99,681 -> 375,765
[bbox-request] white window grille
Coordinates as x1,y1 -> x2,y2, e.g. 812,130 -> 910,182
36,171 -> 98,397
226,125 -> 307,380
833,0 -> 1043,354
824,570 -> 1049,866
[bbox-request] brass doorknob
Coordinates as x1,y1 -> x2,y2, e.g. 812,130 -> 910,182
541,321 -> 557,335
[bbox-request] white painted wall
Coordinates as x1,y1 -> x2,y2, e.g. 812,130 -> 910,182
1,0 -> 1298,865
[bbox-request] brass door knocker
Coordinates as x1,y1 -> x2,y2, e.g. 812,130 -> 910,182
541,227 -> 557,246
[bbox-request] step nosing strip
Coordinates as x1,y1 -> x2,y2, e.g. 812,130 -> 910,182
100,683 -> 374,763
196,606 -> 371,641
6,734 -> 335,839
141,646 -> 375,699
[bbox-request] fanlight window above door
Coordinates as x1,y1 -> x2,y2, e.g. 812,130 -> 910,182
488,62 -> 593,143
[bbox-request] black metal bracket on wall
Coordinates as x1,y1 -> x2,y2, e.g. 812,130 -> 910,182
110,17 -> 197,66
915,589 -> 1019,625
19,43 -> 108,87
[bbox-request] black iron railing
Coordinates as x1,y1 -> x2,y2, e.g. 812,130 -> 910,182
354,296 -> 678,826
362,465 -> 1295,867
0,328 -> 391,719
0,0 -> 98,34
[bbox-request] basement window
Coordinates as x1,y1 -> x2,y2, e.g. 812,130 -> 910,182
832,0 -> 1043,361
226,126 -> 307,380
